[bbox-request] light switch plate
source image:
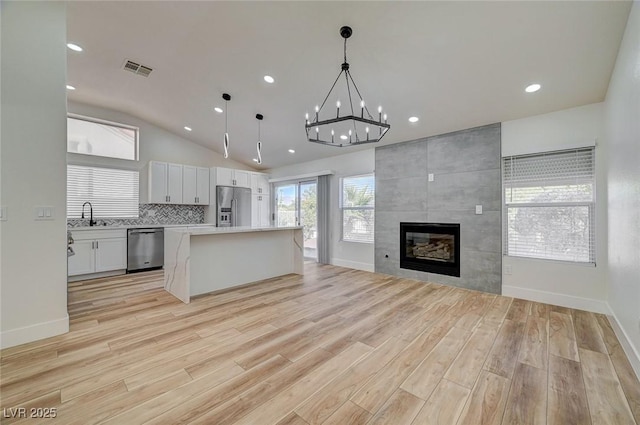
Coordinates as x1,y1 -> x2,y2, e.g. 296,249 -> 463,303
428,173 -> 434,182
475,205 -> 483,214
34,206 -> 55,220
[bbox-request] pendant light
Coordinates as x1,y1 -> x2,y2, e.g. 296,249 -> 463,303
305,26 -> 390,147
256,113 -> 264,165
222,93 -> 231,158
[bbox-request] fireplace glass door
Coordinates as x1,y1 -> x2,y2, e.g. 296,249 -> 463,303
400,222 -> 460,277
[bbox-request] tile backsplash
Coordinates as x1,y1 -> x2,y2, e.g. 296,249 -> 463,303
67,204 -> 206,227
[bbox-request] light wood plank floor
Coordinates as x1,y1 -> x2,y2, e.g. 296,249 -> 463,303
1,264 -> 639,424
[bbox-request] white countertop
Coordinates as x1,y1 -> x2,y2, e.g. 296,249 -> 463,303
166,225 -> 302,235
68,223 -> 215,231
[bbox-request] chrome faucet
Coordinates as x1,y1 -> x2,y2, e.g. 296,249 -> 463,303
81,201 -> 96,226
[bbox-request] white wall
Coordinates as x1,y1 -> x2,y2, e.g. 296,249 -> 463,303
604,0 -> 640,373
501,103 -> 609,312
67,101 -> 254,203
267,149 -> 375,271
1,2 -> 69,348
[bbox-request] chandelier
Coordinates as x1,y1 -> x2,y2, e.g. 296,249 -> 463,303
305,26 -> 390,147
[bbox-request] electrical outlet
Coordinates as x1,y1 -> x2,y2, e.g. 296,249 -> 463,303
428,173 -> 434,182
475,205 -> 483,215
504,265 -> 513,275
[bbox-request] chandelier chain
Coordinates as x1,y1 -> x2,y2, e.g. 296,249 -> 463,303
344,37 -> 347,64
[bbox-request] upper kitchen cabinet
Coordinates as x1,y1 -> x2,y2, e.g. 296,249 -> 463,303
250,172 -> 270,195
149,161 -> 183,204
183,166 -> 210,205
215,167 -> 250,188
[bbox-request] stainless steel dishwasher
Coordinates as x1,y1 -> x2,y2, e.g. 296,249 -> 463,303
127,228 -> 164,272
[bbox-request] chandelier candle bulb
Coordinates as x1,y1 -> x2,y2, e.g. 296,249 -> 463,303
316,127 -> 319,140
366,126 -> 370,141
305,113 -> 309,125
384,113 -> 388,124
315,105 -> 319,121
336,100 -> 341,118
331,129 -> 335,143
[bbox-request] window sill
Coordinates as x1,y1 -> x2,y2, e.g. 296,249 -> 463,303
503,254 -> 596,267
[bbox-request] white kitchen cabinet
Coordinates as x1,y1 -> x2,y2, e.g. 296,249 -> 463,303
183,166 -> 210,205
94,238 -> 127,272
68,229 -> 127,277
250,172 -> 270,195
149,161 -> 183,204
67,240 -> 94,276
252,194 -> 271,227
215,167 -> 250,188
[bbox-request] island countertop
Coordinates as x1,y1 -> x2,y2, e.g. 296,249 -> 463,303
164,225 -> 304,303
165,225 -> 302,235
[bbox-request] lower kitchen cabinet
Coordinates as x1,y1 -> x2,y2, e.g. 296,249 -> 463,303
68,229 -> 127,277
68,240 -> 95,276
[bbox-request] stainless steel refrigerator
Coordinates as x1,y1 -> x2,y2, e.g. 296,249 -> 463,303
216,186 -> 252,227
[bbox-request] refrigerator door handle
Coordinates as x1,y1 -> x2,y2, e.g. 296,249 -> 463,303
231,198 -> 236,226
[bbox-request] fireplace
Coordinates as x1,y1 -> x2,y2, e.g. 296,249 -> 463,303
400,222 -> 460,277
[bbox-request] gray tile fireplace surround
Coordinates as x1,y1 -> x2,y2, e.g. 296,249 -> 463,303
375,123 -> 502,294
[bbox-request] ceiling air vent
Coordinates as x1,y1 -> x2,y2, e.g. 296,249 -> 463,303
122,60 -> 153,77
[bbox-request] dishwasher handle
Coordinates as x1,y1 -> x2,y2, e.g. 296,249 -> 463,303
128,229 -> 163,235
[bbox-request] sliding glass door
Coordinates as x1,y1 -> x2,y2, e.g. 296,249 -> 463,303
274,180 -> 317,260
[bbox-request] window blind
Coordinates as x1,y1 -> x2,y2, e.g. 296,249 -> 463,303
67,165 -> 139,218
341,174 -> 375,243
503,147 -> 595,263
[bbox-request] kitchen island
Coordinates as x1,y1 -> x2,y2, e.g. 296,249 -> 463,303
164,225 -> 304,303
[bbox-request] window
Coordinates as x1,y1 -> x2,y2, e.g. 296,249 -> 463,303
67,115 -> 138,160
341,174 -> 375,243
503,147 -> 595,263
67,165 -> 139,218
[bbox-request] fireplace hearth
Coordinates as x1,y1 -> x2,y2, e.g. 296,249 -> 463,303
400,222 -> 460,277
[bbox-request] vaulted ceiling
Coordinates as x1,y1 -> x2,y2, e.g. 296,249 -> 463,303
66,1 -> 632,169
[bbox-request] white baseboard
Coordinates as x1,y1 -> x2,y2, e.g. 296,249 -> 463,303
501,285 -> 610,314
605,305 -> 640,381
67,269 -> 125,283
0,315 -> 69,350
330,258 -> 374,272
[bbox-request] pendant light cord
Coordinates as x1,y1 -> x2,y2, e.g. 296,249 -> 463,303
225,99 -> 228,133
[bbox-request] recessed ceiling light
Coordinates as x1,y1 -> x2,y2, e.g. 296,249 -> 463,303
184,126 -> 192,131
525,83 -> 541,93
214,107 -> 223,113
66,43 -> 83,52
252,158 -> 259,163
264,75 -> 275,84
288,149 -> 295,154
66,85 -> 76,90
340,135 -> 348,140
408,116 -> 419,123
